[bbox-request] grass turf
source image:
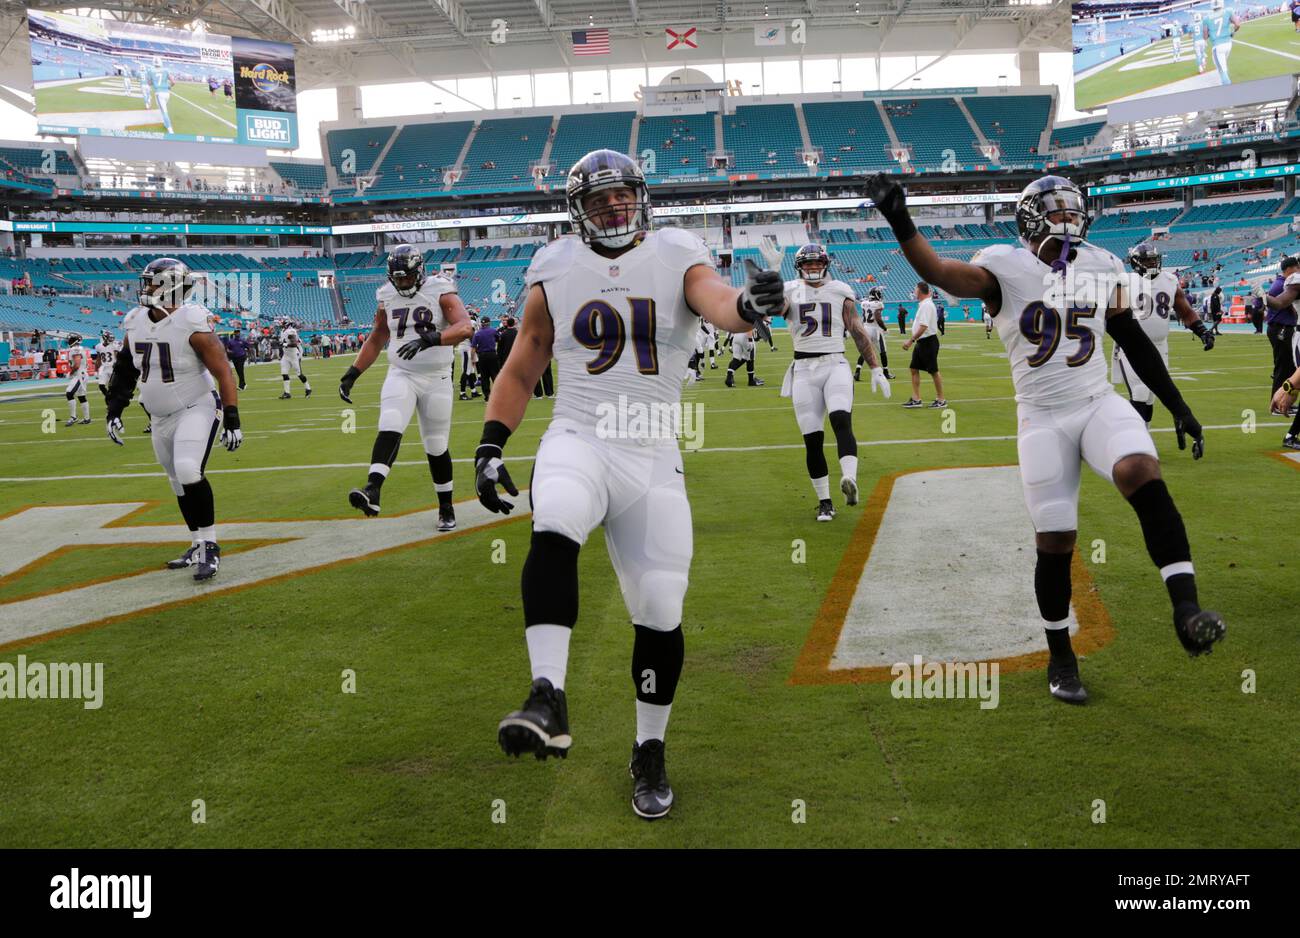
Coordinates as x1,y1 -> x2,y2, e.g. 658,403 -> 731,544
0,326 -> 1295,847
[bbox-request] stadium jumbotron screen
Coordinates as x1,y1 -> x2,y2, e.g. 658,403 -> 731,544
26,8 -> 298,148
1073,0 -> 1298,111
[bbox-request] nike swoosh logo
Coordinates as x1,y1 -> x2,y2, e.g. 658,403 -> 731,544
674,467 -> 684,474
654,792 -> 673,807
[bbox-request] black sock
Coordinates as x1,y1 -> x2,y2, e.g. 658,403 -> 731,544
1289,408 -> 1300,437
1036,548 -> 1074,660
175,490 -> 198,532
829,410 -> 857,459
427,450 -> 453,507
182,478 -> 214,530
632,624 -> 684,705
368,431 -> 403,488
1045,627 -> 1075,660
727,358 -> 742,372
1126,479 -> 1196,612
803,430 -> 828,480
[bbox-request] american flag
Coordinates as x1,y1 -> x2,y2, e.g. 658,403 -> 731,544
571,28 -> 610,55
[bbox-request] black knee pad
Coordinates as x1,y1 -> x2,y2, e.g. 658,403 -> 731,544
1126,479 -> 1190,570
370,430 -> 403,467
522,531 -> 580,628
77,396 -> 87,404
65,391 -> 75,401
828,410 -> 857,457
426,449 -> 453,485
803,430 -> 828,479
632,624 -> 684,705
1034,549 -> 1072,623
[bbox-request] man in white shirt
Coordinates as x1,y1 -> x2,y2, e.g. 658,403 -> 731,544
900,282 -> 946,408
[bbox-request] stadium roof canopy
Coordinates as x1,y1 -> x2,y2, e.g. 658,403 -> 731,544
0,1 -> 1069,92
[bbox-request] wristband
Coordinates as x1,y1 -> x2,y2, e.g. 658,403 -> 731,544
480,419 -> 512,450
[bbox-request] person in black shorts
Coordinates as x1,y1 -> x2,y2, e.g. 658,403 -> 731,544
901,282 -> 946,408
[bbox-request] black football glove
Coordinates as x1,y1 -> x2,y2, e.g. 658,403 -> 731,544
397,329 -> 442,361
339,365 -> 361,403
221,405 -> 242,452
864,173 -> 917,242
737,259 -> 785,323
105,398 -> 127,446
1190,322 -> 1215,351
475,443 -> 519,514
1174,410 -> 1204,460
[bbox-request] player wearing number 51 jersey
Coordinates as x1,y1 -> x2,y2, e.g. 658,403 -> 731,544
104,258 -> 243,581
474,149 -> 785,820
1114,241 -> 1215,424
339,244 -> 473,530
864,172 -> 1225,704
778,243 -> 890,522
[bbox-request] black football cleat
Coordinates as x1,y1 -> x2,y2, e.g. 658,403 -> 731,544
816,498 -> 836,522
79,417 -> 92,425
724,372 -> 735,387
629,739 -> 674,820
165,544 -> 200,569
437,504 -> 457,532
853,367 -> 862,382
1283,435 -> 1300,451
349,484 -> 381,517
1175,608 -> 1226,658
1048,656 -> 1088,705
884,369 -> 895,379
305,387 -> 312,398
193,541 -> 220,581
748,375 -> 764,387
499,678 -> 571,760
64,416 -> 77,427
279,391 -> 291,399
840,476 -> 859,506
142,424 -> 152,434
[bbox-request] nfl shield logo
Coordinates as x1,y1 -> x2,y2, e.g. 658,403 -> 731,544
609,264 -> 620,278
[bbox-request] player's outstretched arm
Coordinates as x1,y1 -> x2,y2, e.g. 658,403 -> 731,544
192,331 -> 243,452
1264,281 -> 1299,311
340,308 -> 388,402
863,174 -> 1001,308
104,341 -> 139,445
684,262 -> 784,333
1105,291 -> 1203,458
476,286 -> 555,515
1174,288 -> 1214,350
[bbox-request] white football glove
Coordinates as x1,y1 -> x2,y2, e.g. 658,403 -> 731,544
870,367 -> 892,398
221,427 -> 243,452
106,416 -> 125,446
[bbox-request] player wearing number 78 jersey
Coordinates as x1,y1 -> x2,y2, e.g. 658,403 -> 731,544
339,245 -> 473,531
473,149 -> 785,820
863,172 -> 1226,704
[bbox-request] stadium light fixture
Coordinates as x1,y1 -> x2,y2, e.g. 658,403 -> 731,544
312,25 -> 357,43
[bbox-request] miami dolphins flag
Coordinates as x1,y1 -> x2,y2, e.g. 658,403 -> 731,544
754,24 -> 785,46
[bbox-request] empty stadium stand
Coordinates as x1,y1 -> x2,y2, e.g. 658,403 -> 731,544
547,111 -> 635,176
455,116 -> 553,190
637,113 -> 715,177
725,104 -> 805,174
962,95 -> 1051,162
802,100 -> 894,173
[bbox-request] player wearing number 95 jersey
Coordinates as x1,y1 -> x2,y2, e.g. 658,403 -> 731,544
1114,241 -> 1215,424
864,172 -> 1225,704
104,258 -> 243,582
339,244 -> 473,531
474,149 -> 784,820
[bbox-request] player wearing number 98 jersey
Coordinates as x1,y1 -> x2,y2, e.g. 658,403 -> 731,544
339,244 -> 473,531
473,149 -> 784,820
105,258 -> 243,582
863,171 -> 1225,703
1114,241 -> 1215,424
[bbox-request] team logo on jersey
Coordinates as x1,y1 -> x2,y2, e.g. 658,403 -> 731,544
608,264 -> 620,278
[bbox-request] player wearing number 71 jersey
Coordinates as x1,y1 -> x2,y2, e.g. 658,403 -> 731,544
863,172 -> 1226,704
473,149 -> 785,820
104,258 -> 243,582
339,244 -> 473,530
1114,241 -> 1215,424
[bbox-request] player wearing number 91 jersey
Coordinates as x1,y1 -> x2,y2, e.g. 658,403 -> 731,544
863,171 -> 1225,704
339,244 -> 473,531
473,149 -> 784,820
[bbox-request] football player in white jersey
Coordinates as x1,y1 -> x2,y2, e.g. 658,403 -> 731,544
854,285 -> 893,378
103,258 -> 243,581
95,330 -> 120,403
1171,25 -> 1183,62
63,336 -> 92,426
338,245 -> 473,531
778,243 -> 890,521
865,172 -> 1225,703
723,324 -> 764,387
1193,11 -> 1207,71
474,149 -> 785,819
1204,0 -> 1239,86
278,321 -> 312,398
1115,241 -> 1216,424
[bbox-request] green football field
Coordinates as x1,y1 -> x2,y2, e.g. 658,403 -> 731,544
34,78 -> 237,139
0,327 -> 1296,848
1075,12 -> 1298,111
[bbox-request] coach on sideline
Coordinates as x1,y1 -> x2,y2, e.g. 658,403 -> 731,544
1264,257 -> 1298,398
223,326 -> 249,391
901,282 -> 946,409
